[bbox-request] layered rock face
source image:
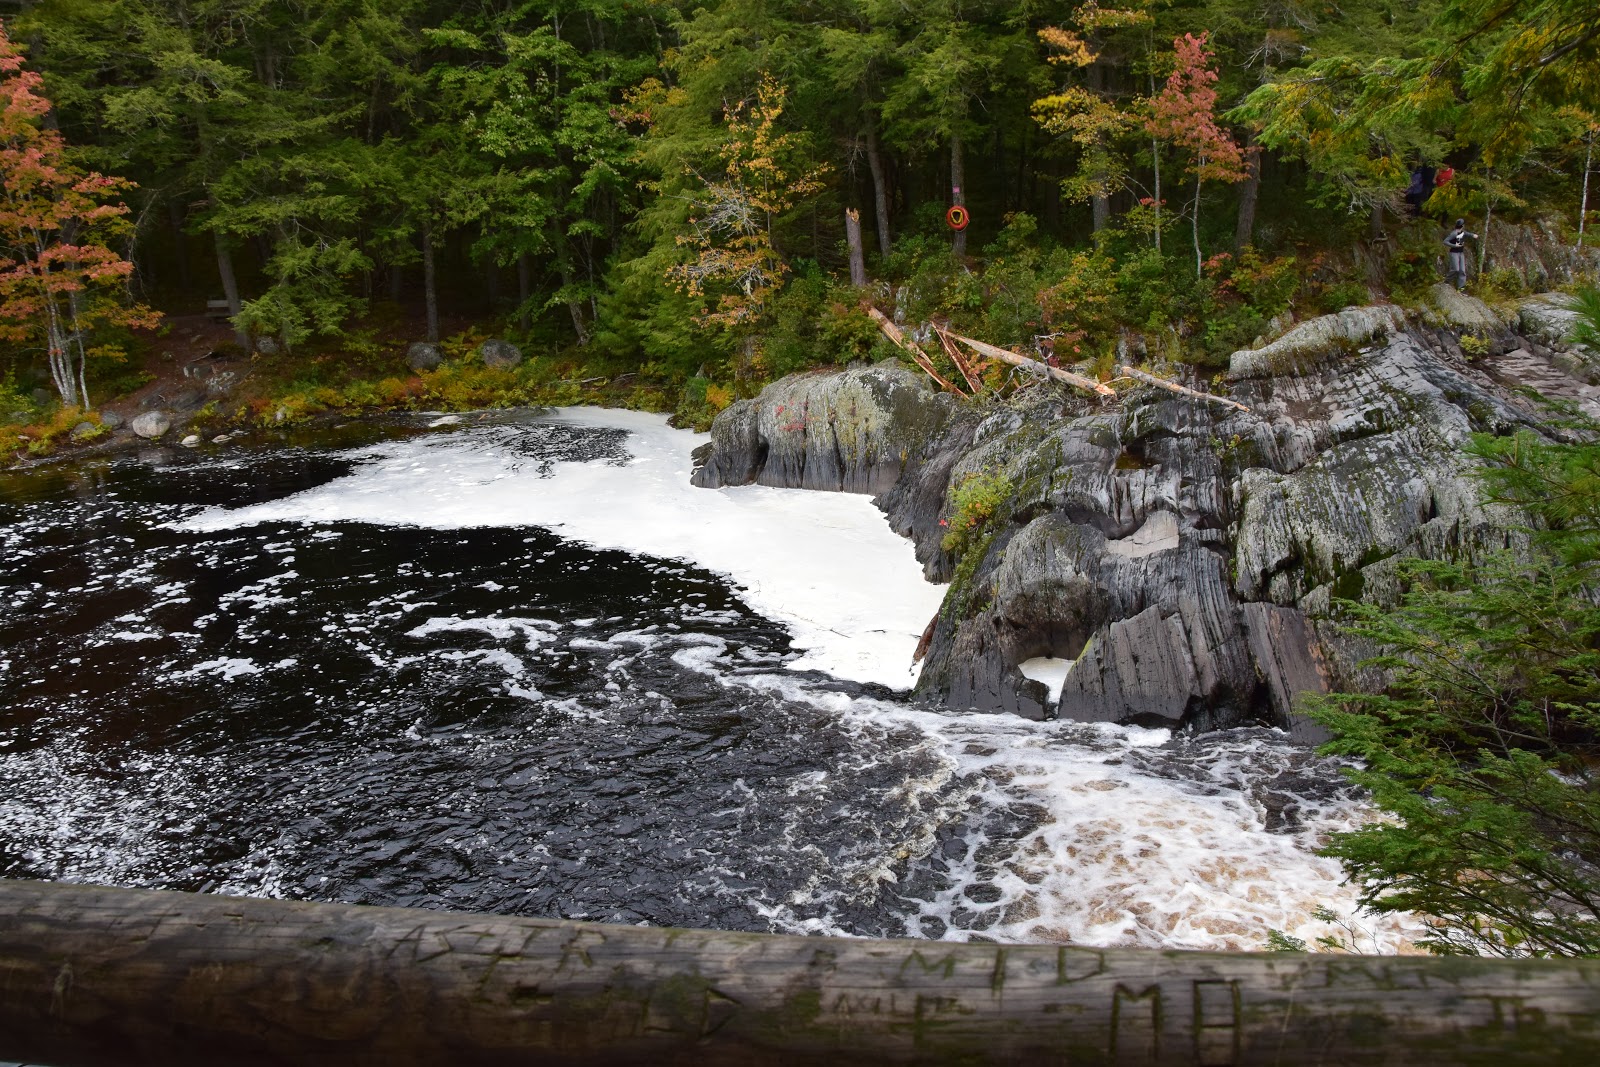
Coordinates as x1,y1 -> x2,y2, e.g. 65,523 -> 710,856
691,293 -> 1597,738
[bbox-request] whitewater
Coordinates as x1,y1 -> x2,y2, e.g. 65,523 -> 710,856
0,407 -> 1423,952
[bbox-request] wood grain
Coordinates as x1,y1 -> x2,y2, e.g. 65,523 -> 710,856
1,879 -> 1597,1065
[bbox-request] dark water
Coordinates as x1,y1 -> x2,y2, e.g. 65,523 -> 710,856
0,412 -> 1408,950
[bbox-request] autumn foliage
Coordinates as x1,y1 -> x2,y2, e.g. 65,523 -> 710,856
0,19 -> 156,409
667,76 -> 828,334
1146,32 -> 1249,276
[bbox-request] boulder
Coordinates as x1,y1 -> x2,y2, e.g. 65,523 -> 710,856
180,434 -> 201,447
131,411 -> 171,440
479,339 -> 523,369
692,364 -> 961,498
70,421 -> 98,440
99,411 -> 124,430
1227,305 -> 1407,380
1424,283 -> 1504,334
254,336 -> 281,357
205,371 -> 238,398
1517,293 -> 1581,347
169,388 -> 207,412
407,342 -> 444,373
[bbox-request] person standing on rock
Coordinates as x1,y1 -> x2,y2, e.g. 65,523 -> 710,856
1444,218 -> 1478,291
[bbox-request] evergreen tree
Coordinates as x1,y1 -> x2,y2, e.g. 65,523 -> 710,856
1315,426 -> 1600,957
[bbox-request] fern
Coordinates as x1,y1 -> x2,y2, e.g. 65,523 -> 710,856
1566,286 -> 1600,350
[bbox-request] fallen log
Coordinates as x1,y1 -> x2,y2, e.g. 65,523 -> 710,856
932,324 -> 985,393
865,307 -> 969,397
1115,363 -> 1251,412
2,879 -> 1599,1066
944,330 -> 1116,398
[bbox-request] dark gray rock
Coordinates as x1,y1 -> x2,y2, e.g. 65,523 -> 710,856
407,342 -> 444,373
99,411 -> 124,430
691,311 -> 1577,736
169,388 -> 208,412
692,364 -> 964,499
70,421 -> 97,440
479,339 -> 523,369
205,371 -> 238,399
254,336 -> 280,357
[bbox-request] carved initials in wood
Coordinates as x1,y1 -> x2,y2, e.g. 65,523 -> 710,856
1193,980 -> 1241,1066
1111,983 -> 1162,1063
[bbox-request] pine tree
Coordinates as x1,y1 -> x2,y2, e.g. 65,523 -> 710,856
1315,430 -> 1600,957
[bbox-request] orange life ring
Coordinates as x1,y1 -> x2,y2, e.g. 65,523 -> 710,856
946,205 -> 970,231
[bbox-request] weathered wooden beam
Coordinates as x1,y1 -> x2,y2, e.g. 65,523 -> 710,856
932,324 -> 985,394
1115,363 -> 1251,412
1,880 -> 1598,1066
945,331 -> 1117,398
865,306 -> 969,397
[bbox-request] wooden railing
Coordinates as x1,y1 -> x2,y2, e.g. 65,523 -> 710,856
0,879 -> 1596,1065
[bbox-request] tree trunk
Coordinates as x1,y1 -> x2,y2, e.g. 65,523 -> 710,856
421,227 -> 439,343
517,252 -> 532,332
950,129 -> 967,257
168,199 -> 192,293
4,880 -> 1600,1067
485,259 -> 499,312
864,121 -> 891,256
1193,168 -> 1204,278
389,260 -> 403,303
1580,134 -> 1593,250
1150,74 -> 1162,253
845,209 -> 867,288
1480,190 -> 1495,277
1234,135 -> 1261,251
213,230 -> 249,351
1088,61 -> 1111,233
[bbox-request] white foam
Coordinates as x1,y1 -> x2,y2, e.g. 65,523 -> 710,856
177,409 -> 946,689
1018,656 -> 1073,704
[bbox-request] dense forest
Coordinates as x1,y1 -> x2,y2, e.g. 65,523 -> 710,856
1,0 -> 1595,426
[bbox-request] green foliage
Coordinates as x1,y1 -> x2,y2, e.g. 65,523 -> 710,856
5,0 -> 1596,406
1313,430 -> 1600,957
1567,286 -> 1600,350
941,468 -> 1014,558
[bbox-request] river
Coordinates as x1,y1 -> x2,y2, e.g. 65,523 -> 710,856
0,407 -> 1420,951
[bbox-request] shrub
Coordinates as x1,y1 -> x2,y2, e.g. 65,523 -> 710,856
941,468 -> 1014,558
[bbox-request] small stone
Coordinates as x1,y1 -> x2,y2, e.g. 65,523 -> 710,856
180,434 -> 201,447
274,406 -> 289,424
130,411 -> 171,439
70,421 -> 97,439
255,336 -> 281,357
478,338 -> 523,369
406,342 -> 444,372
213,435 -> 232,444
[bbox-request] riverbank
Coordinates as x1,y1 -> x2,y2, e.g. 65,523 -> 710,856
690,288 -> 1600,736
0,311 -> 718,466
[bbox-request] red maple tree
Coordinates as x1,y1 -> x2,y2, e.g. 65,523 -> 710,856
1,19 -> 157,410
1146,32 -> 1249,277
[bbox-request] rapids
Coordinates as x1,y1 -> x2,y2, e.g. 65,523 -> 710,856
0,407 -> 1421,951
